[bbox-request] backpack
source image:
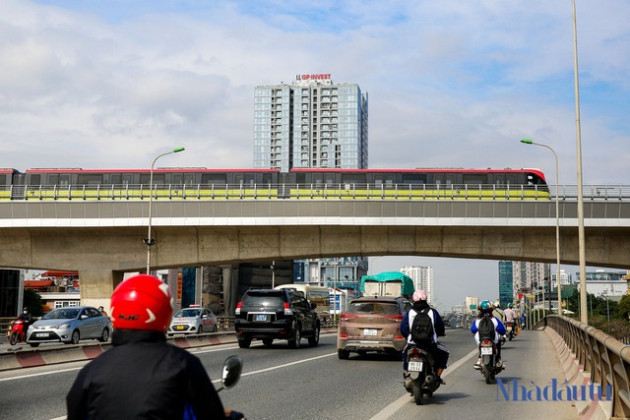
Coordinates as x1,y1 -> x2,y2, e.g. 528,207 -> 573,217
478,315 -> 495,340
411,308 -> 434,344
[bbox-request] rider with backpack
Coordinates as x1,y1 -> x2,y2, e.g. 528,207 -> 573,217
471,300 -> 506,369
400,290 -> 450,387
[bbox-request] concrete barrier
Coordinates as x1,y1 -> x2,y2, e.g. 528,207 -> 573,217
0,332 -> 238,372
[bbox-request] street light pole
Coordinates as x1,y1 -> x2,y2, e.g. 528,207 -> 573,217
571,0 -> 587,324
145,147 -> 185,274
520,139 -> 561,316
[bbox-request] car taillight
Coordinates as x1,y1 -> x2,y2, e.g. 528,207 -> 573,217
284,302 -> 293,315
394,335 -> 405,340
339,333 -> 348,339
235,302 -> 242,315
386,314 -> 404,320
340,313 -> 356,321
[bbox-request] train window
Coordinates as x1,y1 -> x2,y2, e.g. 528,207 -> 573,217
462,174 -> 486,185
201,174 -> 227,185
295,173 -> 306,184
0,175 -> 5,185
77,174 -> 104,185
172,174 -> 183,185
184,174 -> 195,185
340,173 -> 365,184
111,174 -> 122,185
262,173 -> 274,184
30,174 -> 41,185
401,173 -> 427,184
244,174 -> 256,186
60,175 -> 70,186
49,175 -> 59,185
122,174 -> 132,185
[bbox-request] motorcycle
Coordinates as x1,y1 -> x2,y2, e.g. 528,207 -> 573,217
217,355 -> 246,420
7,319 -> 27,345
404,346 -> 441,405
506,321 -> 515,341
478,338 -> 503,384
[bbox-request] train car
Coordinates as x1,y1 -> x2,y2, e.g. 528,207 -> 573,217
286,168 -> 549,200
0,168 -> 22,200
20,168 -> 280,200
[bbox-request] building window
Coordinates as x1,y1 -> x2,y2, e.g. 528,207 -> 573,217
54,300 -> 80,308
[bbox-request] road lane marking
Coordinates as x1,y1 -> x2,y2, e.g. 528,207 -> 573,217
210,352 -> 337,384
369,348 -> 478,420
0,366 -> 84,382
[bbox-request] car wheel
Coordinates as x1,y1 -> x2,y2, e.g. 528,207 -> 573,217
69,330 -> 80,345
98,328 -> 110,342
212,324 -> 218,333
338,349 -> 350,360
237,336 -> 251,348
198,325 -> 204,334
29,343 -> 40,348
308,324 -> 320,347
262,338 -> 273,347
289,325 -> 301,349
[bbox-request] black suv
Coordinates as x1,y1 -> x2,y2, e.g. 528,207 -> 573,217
234,288 -> 320,349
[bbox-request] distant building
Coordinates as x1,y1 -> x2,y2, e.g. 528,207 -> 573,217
499,260 -> 551,306
253,73 -> 368,171
401,266 -> 434,305
465,296 -> 480,315
577,270 -> 628,298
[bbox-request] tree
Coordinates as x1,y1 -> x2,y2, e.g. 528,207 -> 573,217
617,294 -> 630,320
23,289 -> 44,317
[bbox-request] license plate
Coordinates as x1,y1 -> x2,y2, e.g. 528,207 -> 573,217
175,325 -> 185,330
480,346 -> 493,355
255,314 -> 268,322
35,333 -> 49,338
408,361 -> 423,372
363,329 -> 377,336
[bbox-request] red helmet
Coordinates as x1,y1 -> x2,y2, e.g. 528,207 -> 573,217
110,274 -> 173,332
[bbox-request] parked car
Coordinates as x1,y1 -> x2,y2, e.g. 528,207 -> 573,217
168,305 -> 218,335
337,296 -> 412,359
234,288 -> 320,349
26,306 -> 112,347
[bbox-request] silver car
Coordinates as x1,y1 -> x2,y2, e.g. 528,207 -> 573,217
26,306 -> 112,347
168,306 -> 218,335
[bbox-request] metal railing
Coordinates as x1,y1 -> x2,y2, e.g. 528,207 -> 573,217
3,183 -> 630,201
546,315 -> 630,418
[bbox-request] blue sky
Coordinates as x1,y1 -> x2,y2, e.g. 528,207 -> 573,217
2,0 -> 628,310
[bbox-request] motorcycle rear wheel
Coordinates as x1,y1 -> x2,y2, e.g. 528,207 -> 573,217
412,382 -> 423,405
9,332 -> 18,346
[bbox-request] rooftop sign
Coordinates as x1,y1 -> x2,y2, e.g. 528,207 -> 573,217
296,74 -> 331,81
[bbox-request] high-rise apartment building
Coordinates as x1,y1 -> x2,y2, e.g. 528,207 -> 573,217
254,73 -> 368,172
253,74 -> 369,289
401,266 -> 434,305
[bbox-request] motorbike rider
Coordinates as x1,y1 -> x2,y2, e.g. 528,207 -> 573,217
400,290 -> 450,388
504,303 -> 517,330
471,300 -> 506,369
492,300 -> 506,324
67,274 -> 243,420
17,307 -> 32,340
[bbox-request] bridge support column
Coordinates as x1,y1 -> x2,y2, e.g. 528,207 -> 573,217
222,265 -> 240,317
78,269 -> 124,313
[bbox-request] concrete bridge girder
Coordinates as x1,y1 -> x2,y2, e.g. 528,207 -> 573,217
1,223 -> 628,308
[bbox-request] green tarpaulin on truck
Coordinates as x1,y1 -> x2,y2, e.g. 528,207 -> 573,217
360,272 -> 415,297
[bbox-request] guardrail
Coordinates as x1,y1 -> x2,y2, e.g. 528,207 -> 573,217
3,183 -> 630,202
546,315 -> 630,419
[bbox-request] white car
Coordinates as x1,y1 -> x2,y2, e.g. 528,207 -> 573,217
26,306 -> 112,347
168,306 -> 218,335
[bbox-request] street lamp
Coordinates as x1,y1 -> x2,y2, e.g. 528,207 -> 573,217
144,147 -> 185,274
571,0 -> 587,324
520,139 -> 562,316
599,291 -> 610,331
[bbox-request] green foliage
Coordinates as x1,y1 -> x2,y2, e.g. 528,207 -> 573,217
617,295 -> 630,320
23,289 -> 44,317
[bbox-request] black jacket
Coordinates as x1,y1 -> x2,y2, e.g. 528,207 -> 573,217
66,329 -> 225,419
